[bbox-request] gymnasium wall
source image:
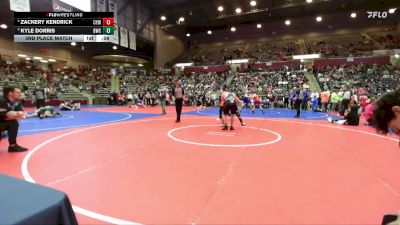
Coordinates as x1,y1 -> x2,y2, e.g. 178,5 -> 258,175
154,25 -> 186,68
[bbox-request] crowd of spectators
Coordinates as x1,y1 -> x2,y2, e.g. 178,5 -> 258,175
174,32 -> 399,66
109,72 -> 229,107
0,59 -> 115,101
229,68 -> 308,108
316,64 -> 400,96
369,32 -> 400,49
1,54 -> 399,117
305,35 -> 376,57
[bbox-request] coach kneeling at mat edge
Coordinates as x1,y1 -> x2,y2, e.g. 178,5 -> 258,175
0,86 -> 28,152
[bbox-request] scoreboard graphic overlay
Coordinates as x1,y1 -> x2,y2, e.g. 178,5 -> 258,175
14,12 -> 115,42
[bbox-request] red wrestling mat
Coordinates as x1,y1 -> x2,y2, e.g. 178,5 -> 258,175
1,116 -> 399,224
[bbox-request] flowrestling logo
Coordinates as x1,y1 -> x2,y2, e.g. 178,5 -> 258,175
367,11 -> 388,18
367,8 -> 396,19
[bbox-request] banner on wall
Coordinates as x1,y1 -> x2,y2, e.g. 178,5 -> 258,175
373,49 -> 400,56
10,0 -> 30,12
96,0 -> 106,12
108,0 -> 117,24
52,0 -> 81,12
129,31 -> 136,50
120,27 -> 128,48
111,24 -> 119,45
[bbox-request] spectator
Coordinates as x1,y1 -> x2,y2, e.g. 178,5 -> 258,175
33,86 -> 45,109
341,87 -> 352,116
364,97 -> 375,125
330,91 -> 339,112
320,89 -> 330,112
159,88 -> 167,115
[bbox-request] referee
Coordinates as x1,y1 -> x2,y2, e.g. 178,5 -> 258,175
0,86 -> 28,152
174,80 -> 184,123
294,87 -> 303,118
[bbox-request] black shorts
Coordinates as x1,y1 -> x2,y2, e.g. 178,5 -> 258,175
223,103 -> 238,115
236,110 -> 241,117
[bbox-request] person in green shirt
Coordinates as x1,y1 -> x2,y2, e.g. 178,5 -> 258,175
330,91 -> 339,112
29,106 -> 60,119
159,88 -> 167,115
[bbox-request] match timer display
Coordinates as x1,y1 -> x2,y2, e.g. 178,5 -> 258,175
14,12 -> 115,42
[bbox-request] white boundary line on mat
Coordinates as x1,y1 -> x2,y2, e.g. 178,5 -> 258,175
20,116 -> 398,224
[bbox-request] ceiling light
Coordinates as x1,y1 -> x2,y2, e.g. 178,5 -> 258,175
0,24 -> 7,29
285,19 -> 291,25
257,24 -> 262,28
218,6 -> 224,12
389,8 -> 396,14
18,54 -> 27,57
161,15 -> 166,21
316,16 -> 322,22
350,12 -> 357,18
33,56 -> 42,60
231,27 -> 236,32
25,57 -> 31,60
207,30 -> 212,35
40,60 -> 48,63
306,0 -> 313,3
179,17 -> 185,22
250,1 -> 257,7
71,42 -> 76,46
395,54 -> 399,58
138,64 -> 143,67
235,8 -> 242,14
186,33 -> 190,37
48,59 -> 56,62
113,46 -> 117,50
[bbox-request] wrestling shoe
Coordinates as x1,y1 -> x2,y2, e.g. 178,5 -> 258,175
241,122 -> 246,126
8,144 -> 28,153
327,117 -> 333,123
230,127 -> 235,130
222,126 -> 228,130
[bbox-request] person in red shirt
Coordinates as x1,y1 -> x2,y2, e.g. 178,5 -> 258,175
320,90 -> 330,112
359,95 -> 368,113
251,93 -> 264,114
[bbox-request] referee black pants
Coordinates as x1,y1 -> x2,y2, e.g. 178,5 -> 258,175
0,120 -> 19,145
36,99 -> 45,109
295,99 -> 302,117
175,98 -> 183,121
